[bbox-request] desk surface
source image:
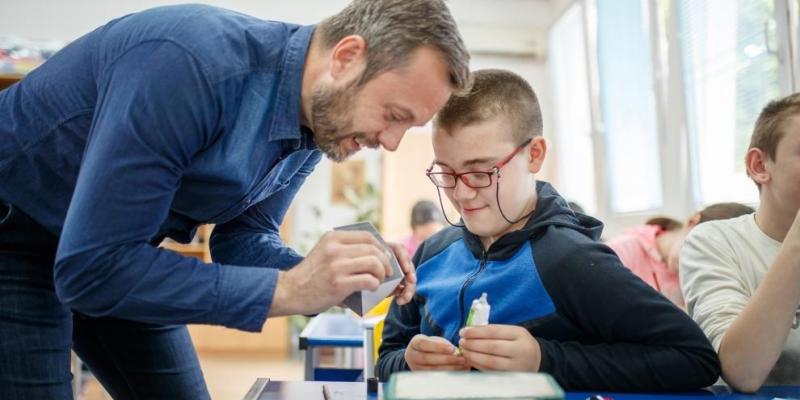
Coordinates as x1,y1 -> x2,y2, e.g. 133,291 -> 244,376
299,313 -> 365,349
244,379 -> 800,400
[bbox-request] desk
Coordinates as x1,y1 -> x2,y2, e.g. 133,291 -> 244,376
243,380 -> 800,400
299,313 -> 384,381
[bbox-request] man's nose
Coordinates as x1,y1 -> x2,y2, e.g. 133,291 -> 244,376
378,124 -> 409,152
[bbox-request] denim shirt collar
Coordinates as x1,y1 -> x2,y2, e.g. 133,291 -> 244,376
268,24 -> 317,150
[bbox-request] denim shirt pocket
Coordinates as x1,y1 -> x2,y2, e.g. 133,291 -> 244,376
207,149 -> 312,225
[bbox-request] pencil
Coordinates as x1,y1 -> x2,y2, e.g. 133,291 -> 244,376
322,384 -> 333,400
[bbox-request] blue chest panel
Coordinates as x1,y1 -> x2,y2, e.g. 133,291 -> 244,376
415,240 -> 556,344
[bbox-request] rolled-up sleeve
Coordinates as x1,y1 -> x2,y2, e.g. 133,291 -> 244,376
210,152 -> 320,270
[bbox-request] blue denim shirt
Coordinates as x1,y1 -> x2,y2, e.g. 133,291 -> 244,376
0,5 -> 322,331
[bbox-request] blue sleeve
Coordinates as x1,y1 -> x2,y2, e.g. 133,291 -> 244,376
210,152 -> 321,269
54,40 -> 276,332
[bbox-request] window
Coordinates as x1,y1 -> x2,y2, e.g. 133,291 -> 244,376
677,0 -> 779,204
549,3 -> 598,215
596,0 -> 663,213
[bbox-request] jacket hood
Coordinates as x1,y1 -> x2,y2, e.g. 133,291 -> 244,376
460,181 -> 604,259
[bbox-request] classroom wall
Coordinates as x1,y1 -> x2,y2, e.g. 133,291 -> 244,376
0,0 -> 560,248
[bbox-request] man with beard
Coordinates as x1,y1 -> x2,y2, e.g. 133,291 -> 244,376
0,1 -> 470,398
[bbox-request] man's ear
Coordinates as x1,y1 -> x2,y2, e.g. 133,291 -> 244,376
328,35 -> 367,83
528,136 -> 547,173
745,147 -> 771,187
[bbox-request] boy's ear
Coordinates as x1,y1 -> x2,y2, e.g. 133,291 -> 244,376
686,212 -> 702,229
328,34 -> 367,83
745,147 -> 770,187
528,136 -> 547,173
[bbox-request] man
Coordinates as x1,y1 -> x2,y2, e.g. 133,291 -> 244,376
0,1 -> 470,398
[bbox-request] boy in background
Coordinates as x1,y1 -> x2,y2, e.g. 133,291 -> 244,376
681,93 -> 800,391
376,69 -> 720,391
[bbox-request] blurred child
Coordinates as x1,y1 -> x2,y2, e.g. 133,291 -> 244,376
607,202 -> 754,307
400,200 -> 445,257
681,93 -> 800,390
376,69 -> 720,391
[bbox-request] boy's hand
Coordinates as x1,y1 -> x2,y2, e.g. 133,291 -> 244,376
405,335 -> 469,371
386,241 -> 417,305
459,325 -> 541,372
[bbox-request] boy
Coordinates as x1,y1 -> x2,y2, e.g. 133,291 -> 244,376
681,93 -> 800,391
376,69 -> 720,391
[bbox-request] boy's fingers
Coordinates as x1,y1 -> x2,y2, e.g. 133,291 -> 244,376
459,338 -> 514,358
460,324 -> 520,340
461,348 -> 510,371
419,352 -> 467,366
413,336 -> 456,354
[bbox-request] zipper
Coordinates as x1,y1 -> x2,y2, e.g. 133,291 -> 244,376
452,249 -> 489,343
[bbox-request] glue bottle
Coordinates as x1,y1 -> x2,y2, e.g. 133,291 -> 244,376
455,293 -> 491,356
466,292 -> 490,327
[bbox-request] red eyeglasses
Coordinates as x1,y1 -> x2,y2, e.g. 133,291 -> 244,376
426,138 -> 532,189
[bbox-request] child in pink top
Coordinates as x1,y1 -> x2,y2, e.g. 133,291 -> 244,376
606,203 -> 753,307
399,200 -> 445,257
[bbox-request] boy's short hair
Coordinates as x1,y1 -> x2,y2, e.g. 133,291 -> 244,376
750,93 -> 800,161
697,202 -> 754,224
433,69 -> 542,144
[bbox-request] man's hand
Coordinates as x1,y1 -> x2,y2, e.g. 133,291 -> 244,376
459,325 -> 541,372
386,241 -> 417,305
268,231 -> 393,316
405,334 -> 469,371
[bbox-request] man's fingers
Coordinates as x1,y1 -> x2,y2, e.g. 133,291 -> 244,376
393,280 -> 416,305
326,230 -> 384,246
339,274 -> 381,293
336,255 -> 387,283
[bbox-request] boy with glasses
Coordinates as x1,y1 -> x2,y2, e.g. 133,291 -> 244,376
376,69 -> 720,390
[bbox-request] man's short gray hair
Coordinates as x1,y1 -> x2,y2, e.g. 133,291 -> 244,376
318,0 -> 470,92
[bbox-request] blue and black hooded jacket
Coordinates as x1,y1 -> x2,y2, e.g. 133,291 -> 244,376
376,182 -> 720,391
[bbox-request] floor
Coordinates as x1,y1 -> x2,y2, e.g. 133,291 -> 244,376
80,353 -> 304,400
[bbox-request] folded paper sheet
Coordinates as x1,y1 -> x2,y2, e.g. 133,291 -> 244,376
334,222 -> 405,316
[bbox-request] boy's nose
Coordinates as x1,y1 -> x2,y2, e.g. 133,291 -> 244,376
452,178 -> 477,200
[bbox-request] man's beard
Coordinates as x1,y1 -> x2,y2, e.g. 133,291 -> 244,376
310,81 -> 378,162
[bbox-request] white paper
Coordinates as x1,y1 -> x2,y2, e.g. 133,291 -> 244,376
334,222 -> 405,316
